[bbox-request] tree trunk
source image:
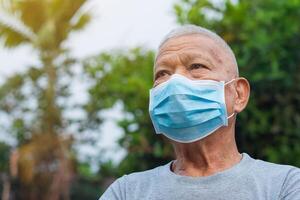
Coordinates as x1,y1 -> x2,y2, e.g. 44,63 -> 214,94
1,174 -> 11,200
42,53 -> 62,134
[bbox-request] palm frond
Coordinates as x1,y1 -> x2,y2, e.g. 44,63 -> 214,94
71,12 -> 91,31
0,9 -> 36,47
10,0 -> 47,33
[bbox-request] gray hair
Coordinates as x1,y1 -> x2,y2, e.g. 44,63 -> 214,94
156,24 -> 239,76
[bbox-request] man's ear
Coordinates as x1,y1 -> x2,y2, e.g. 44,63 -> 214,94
234,77 -> 250,113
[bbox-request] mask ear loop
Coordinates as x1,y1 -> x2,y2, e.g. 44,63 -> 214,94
224,78 -> 236,85
224,78 -> 237,119
227,112 -> 236,119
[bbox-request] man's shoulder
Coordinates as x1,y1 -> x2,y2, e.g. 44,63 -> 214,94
99,163 -> 170,200
122,162 -> 170,183
247,155 -> 300,180
248,155 -> 300,197
253,157 -> 300,174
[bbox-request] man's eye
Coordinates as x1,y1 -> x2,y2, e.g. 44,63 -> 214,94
155,70 -> 169,80
189,63 -> 208,70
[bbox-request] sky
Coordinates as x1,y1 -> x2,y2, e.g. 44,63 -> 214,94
0,0 -> 178,75
0,0 -> 178,165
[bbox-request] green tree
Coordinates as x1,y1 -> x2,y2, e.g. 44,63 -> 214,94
0,0 -> 91,199
174,0 -> 300,166
83,48 -> 174,176
0,142 -> 11,200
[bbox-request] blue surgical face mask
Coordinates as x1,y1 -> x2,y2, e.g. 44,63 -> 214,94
149,74 -> 235,143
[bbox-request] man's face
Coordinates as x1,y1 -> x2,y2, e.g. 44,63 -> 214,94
154,33 -> 239,119
154,34 -> 237,86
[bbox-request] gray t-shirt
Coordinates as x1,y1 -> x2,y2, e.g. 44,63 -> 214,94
99,153 -> 300,200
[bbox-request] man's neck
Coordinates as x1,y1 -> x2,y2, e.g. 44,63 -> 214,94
171,128 -> 241,177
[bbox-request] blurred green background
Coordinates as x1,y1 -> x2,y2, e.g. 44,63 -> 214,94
1,0 -> 300,199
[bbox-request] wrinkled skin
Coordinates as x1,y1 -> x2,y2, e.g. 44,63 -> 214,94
154,34 -> 250,177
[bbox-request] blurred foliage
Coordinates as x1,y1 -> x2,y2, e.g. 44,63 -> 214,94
1,0 -> 300,199
174,0 -> 300,166
84,48 -> 174,176
0,142 -> 10,172
0,0 -> 92,199
69,162 -> 101,200
0,142 -> 10,200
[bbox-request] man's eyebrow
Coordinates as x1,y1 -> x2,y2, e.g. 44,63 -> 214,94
180,52 -> 215,67
154,64 -> 172,75
155,54 -> 179,70
155,59 -> 171,69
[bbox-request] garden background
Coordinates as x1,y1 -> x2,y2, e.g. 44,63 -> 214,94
0,0 -> 300,199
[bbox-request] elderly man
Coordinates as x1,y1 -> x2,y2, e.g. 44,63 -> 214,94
99,25 -> 300,200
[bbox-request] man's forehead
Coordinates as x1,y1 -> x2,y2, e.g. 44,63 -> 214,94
155,50 -> 216,69
156,34 -> 225,65
161,33 -> 221,48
